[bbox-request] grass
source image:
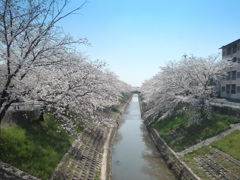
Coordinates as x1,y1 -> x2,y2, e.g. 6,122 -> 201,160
211,130 -> 240,161
0,113 -> 76,180
181,130 -> 240,179
151,105 -> 240,152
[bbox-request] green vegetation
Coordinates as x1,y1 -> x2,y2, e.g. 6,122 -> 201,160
0,113 -> 77,180
110,106 -> 120,113
181,130 -> 240,179
151,106 -> 240,152
211,130 -> 240,161
94,170 -> 101,180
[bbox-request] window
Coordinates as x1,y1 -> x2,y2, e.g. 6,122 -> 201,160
222,86 -> 225,92
231,84 -> 236,94
237,86 -> 240,93
233,44 -> 237,53
227,47 -> 231,55
238,44 -> 240,50
226,72 -> 231,80
238,58 -> 240,63
232,71 -> 236,80
232,57 -> 237,62
226,84 -> 230,94
237,72 -> 240,78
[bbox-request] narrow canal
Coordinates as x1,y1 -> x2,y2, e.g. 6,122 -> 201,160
112,94 -> 176,180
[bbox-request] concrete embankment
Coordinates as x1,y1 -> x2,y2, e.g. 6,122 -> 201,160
100,95 -> 132,180
139,97 -> 200,180
144,123 -> 199,180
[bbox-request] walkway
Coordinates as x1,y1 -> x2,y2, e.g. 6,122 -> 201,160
176,123 -> 240,155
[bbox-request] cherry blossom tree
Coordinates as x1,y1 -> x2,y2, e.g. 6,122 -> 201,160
141,54 -> 229,124
1,44 -> 132,130
0,0 -> 132,133
0,0 -> 88,123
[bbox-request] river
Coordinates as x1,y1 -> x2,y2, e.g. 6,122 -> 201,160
112,94 -> 176,180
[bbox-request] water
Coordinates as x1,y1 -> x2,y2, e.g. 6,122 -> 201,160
112,94 -> 176,180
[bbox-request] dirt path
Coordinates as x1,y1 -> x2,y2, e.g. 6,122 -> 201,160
176,123 -> 240,156
100,125 -> 114,180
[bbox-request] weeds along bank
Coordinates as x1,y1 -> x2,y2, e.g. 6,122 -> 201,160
0,93 -> 132,180
139,96 -> 240,180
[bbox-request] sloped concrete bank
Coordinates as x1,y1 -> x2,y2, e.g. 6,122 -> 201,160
100,95 -> 132,180
139,97 -> 199,180
144,123 -> 199,180
50,94 -> 133,180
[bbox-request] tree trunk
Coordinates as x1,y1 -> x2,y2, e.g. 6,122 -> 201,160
0,128 -> 2,147
199,98 -> 207,117
0,103 -> 12,125
38,111 -> 44,122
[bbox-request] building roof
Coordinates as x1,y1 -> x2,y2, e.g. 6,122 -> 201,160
219,38 -> 240,49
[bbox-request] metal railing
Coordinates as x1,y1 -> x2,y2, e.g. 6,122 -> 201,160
8,102 -> 43,111
210,99 -> 240,109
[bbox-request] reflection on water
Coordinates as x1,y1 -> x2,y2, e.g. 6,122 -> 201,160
112,94 -> 176,180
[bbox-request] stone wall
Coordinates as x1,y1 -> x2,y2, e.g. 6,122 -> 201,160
0,161 -> 39,180
212,105 -> 240,117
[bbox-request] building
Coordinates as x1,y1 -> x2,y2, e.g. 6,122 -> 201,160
220,39 -> 240,100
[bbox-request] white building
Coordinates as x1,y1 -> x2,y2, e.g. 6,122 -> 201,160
220,39 -> 240,100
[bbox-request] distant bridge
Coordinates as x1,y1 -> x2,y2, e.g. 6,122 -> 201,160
132,87 -> 141,94
132,90 -> 141,94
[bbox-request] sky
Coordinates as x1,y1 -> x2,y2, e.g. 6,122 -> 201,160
57,0 -> 240,87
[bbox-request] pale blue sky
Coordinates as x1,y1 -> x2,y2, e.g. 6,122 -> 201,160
58,0 -> 240,87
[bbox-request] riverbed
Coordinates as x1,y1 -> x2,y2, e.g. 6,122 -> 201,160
112,94 -> 176,180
